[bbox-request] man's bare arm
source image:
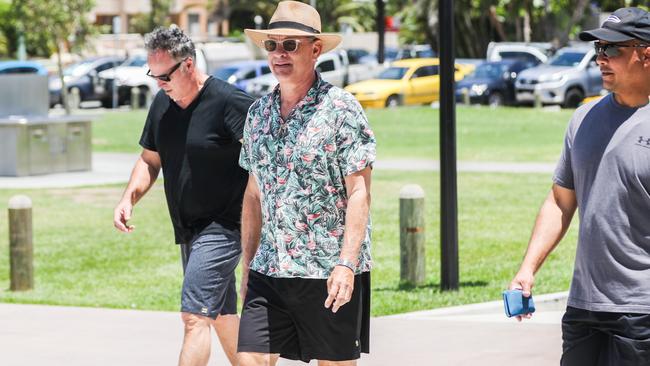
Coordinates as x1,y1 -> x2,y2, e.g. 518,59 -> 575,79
510,183 -> 577,298
240,174 -> 262,301
325,167 -> 372,313
113,149 -> 161,232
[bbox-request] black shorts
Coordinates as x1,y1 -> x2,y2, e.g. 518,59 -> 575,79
179,228 -> 241,319
561,306 -> 650,366
237,270 -> 371,363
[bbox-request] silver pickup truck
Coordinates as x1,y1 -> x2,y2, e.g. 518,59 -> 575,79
515,45 -> 602,108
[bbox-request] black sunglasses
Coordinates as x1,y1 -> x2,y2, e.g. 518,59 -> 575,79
146,58 -> 187,82
263,39 -> 307,53
594,42 -> 650,58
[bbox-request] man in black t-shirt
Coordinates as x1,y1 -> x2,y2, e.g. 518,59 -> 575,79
113,27 -> 253,366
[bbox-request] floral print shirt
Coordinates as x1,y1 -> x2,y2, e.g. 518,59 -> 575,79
239,74 -> 376,279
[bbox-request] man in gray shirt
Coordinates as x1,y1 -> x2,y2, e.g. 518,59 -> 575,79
509,7 -> 650,365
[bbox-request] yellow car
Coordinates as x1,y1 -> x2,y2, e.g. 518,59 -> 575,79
345,58 -> 472,108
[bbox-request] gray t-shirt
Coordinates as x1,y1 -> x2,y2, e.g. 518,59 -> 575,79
554,93 -> 650,313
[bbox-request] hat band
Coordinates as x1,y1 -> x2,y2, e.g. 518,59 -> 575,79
268,21 -> 321,34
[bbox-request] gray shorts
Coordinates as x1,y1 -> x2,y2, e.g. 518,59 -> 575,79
180,228 -> 241,319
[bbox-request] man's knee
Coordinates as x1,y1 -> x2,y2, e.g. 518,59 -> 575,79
238,352 -> 278,366
213,313 -> 238,326
318,360 -> 356,366
181,312 -> 211,331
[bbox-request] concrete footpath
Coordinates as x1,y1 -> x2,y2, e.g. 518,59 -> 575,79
0,292 -> 567,366
0,153 -> 555,189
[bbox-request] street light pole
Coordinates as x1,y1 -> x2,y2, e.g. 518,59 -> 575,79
376,0 -> 385,64
439,0 -> 459,291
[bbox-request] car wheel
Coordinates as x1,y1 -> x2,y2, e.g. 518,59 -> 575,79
385,94 -> 401,108
563,88 -> 584,109
488,92 -> 504,107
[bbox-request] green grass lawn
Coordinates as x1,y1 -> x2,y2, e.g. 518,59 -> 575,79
0,171 -> 577,316
367,106 -> 574,162
91,106 -> 574,162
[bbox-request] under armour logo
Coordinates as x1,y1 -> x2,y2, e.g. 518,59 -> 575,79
636,136 -> 650,149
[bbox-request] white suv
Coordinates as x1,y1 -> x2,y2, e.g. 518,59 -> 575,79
514,45 -> 602,108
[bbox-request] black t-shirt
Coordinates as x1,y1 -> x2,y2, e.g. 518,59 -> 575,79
139,76 -> 253,244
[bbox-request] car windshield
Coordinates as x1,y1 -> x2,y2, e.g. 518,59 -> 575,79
122,56 -> 147,67
549,52 -> 585,67
214,67 -> 239,80
63,61 -> 94,77
470,63 -> 509,79
378,67 -> 408,80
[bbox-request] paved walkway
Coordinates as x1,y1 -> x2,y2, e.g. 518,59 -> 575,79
0,153 -> 555,189
0,292 -> 567,365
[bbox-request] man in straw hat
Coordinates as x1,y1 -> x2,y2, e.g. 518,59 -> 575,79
508,7 -> 650,365
237,1 -> 376,365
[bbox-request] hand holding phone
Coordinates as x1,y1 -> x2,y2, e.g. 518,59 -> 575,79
503,289 -> 536,318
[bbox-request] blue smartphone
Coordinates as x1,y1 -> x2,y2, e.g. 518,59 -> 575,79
502,289 -> 536,317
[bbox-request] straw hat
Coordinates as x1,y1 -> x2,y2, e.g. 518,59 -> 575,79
245,1 -> 342,54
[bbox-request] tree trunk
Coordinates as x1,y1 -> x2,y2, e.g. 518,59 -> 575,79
56,42 -> 70,116
558,0 -> 589,46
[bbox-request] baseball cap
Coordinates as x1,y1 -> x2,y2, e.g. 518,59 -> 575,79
579,7 -> 650,43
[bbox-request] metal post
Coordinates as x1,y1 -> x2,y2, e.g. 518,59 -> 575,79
534,90 -> 542,109
462,88 -> 470,105
399,185 -> 426,286
376,0 -> 385,64
112,16 -> 121,109
439,0 -> 459,291
8,195 -> 33,291
131,87 -> 140,110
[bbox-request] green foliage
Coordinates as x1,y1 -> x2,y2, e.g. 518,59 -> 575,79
7,0 -> 97,57
231,0 -> 376,33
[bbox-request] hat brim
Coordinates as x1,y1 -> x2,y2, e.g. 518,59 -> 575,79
579,28 -> 635,42
245,28 -> 342,54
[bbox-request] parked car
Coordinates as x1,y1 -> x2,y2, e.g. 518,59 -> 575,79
396,44 -> 436,60
456,60 -> 535,106
213,60 -> 271,91
486,42 -> 555,65
0,60 -> 48,75
48,56 -> 123,108
344,58 -> 470,108
515,44 -> 601,108
359,47 -> 399,65
345,48 -> 371,65
246,52 -> 348,98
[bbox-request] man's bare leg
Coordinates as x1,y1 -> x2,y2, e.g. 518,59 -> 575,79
179,312 -> 212,366
238,352 -> 280,366
318,361 -> 356,366
212,314 -> 239,365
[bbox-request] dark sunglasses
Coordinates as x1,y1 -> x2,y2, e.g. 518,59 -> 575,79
594,42 -> 650,58
263,39 -> 305,53
146,58 -> 187,82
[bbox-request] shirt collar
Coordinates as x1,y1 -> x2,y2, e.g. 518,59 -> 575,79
270,71 -> 324,120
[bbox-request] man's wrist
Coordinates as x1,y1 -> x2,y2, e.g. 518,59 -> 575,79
336,258 -> 356,272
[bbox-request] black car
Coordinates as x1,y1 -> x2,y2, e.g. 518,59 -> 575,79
455,59 -> 536,106
49,56 -> 123,108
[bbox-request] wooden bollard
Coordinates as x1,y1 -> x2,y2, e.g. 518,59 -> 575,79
131,87 -> 141,110
399,184 -> 426,286
8,195 -> 33,291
